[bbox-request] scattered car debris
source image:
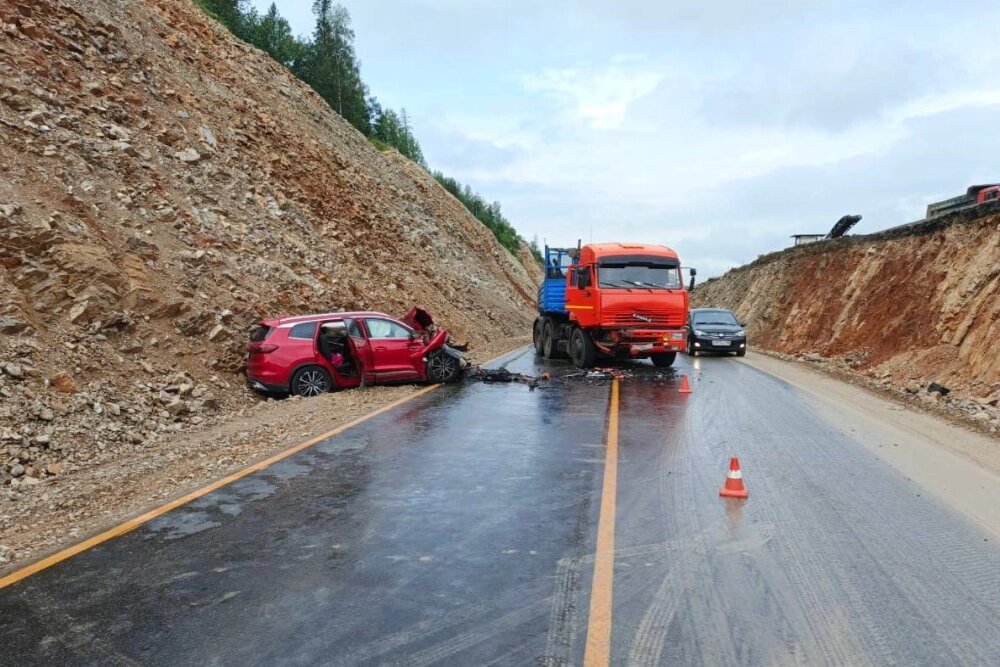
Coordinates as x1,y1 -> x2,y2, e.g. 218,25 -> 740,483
927,382 -> 951,396
470,362 -> 678,389
471,367 -> 541,389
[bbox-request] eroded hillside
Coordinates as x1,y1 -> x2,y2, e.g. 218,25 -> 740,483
0,0 -> 537,492
694,208 -> 1000,419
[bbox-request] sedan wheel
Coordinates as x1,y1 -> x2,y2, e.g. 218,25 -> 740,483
292,366 -> 332,397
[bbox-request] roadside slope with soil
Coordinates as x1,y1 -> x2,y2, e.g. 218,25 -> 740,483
0,0 -> 538,566
693,208 -> 1000,432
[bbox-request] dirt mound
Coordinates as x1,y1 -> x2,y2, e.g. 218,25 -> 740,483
694,211 -> 1000,430
0,0 -> 537,491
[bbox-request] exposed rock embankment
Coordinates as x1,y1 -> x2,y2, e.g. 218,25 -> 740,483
0,0 -> 538,552
694,210 -> 1000,433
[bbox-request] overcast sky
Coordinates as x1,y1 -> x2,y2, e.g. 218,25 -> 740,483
250,0 -> 1000,277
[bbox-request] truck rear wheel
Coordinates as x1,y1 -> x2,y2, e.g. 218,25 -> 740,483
569,327 -> 596,368
542,319 -> 561,359
650,352 -> 677,368
532,318 -> 544,356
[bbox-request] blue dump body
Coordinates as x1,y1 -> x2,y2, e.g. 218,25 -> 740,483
538,246 -> 573,315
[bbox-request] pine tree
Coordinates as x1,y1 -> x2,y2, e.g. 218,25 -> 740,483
305,2 -> 371,134
252,4 -> 305,68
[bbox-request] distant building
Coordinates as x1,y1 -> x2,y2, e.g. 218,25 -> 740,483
790,234 -> 825,246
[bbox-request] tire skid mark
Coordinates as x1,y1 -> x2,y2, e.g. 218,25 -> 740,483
625,530 -> 712,667
787,401 -> 1000,664
670,397 -> 744,666
689,381 -> 867,666
748,381 -> 1000,665
28,589 -> 144,666
622,394 -> 713,667
751,438 -> 911,667
402,597 -> 551,667
542,556 -> 581,667
730,392 -> 882,666
330,588 -> 539,666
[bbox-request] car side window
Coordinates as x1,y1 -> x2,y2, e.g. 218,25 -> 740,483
365,318 -> 411,339
345,319 -> 363,338
289,322 -> 318,340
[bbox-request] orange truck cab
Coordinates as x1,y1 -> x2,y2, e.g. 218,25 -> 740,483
533,242 -> 694,368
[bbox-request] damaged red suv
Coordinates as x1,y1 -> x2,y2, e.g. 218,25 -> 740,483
246,307 -> 467,397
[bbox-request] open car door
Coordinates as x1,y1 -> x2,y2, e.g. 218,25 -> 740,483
332,318 -> 375,388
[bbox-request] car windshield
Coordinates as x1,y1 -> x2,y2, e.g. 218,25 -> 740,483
598,264 -> 681,289
693,311 -> 739,326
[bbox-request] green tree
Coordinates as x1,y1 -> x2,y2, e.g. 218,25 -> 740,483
251,3 -> 307,69
306,1 -> 371,134
372,107 -> 425,164
529,236 -> 543,264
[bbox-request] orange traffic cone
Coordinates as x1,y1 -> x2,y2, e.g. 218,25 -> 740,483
719,457 -> 749,499
678,375 -> 692,394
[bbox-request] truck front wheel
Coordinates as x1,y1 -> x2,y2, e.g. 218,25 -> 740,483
569,327 -> 596,368
650,352 -> 677,368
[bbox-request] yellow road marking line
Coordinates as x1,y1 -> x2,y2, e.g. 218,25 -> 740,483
0,384 -> 441,590
583,378 -> 620,667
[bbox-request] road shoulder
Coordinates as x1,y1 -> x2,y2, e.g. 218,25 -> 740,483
742,352 -> 1000,539
0,339 -> 530,575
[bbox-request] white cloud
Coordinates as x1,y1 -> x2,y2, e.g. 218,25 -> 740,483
521,62 -> 663,129
249,0 -> 1000,278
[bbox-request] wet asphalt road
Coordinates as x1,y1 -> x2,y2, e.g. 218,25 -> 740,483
4,348 -> 1000,666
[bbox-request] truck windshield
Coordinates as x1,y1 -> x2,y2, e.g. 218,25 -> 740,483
598,264 -> 682,290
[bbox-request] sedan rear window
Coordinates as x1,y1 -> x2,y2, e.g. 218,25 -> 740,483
250,325 -> 272,342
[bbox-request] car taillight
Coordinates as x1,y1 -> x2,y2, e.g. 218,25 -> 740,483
247,343 -> 278,354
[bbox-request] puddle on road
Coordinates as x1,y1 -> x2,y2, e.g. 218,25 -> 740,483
187,477 -> 279,517
146,510 -> 221,540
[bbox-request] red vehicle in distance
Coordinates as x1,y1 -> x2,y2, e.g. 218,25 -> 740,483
246,308 -> 466,397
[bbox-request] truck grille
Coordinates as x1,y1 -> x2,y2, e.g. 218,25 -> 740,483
604,308 -> 684,327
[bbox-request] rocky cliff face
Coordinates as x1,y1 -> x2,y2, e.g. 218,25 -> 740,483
693,209 -> 1000,412
0,0 -> 538,488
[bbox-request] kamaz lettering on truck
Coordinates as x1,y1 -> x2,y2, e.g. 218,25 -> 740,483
533,243 -> 694,368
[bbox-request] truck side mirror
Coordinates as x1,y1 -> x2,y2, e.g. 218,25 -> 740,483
576,267 -> 591,289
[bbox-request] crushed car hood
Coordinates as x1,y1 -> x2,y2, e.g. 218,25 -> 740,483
402,306 -> 435,333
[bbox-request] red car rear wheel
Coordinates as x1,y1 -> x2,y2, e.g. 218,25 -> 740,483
291,366 -> 332,397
